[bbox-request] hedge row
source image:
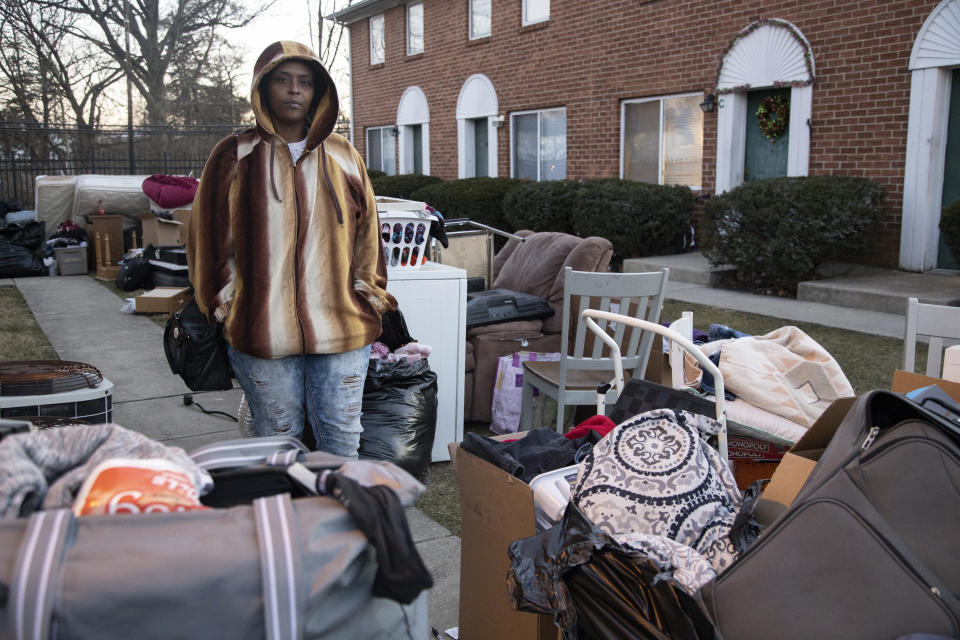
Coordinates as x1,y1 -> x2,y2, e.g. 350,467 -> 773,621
699,176 -> 886,292
502,179 -> 693,258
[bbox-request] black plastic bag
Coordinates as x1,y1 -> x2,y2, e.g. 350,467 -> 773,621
0,242 -> 45,277
116,255 -> 153,291
163,296 -> 234,392
359,358 -> 437,481
507,503 -> 715,640
0,221 -> 45,252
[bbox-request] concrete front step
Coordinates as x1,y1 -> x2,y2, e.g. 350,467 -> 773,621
622,252 -> 736,286
796,268 -> 960,314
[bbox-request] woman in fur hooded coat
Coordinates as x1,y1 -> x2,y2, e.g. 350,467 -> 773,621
187,41 -> 396,456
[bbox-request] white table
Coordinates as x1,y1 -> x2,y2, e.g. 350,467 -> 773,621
386,262 -> 467,462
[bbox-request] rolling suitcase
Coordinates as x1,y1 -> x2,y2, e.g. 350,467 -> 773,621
700,390 -> 960,639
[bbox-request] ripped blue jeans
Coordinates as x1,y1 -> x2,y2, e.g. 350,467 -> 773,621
227,344 -> 371,458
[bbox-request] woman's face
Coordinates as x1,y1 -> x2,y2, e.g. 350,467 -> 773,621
266,60 -> 316,135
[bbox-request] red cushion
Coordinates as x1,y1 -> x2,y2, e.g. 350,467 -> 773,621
142,174 -> 199,208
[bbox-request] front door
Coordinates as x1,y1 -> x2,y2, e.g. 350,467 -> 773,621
472,118 -> 488,177
744,88 -> 790,182
938,68 -> 960,269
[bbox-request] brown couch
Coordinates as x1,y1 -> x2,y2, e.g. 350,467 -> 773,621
464,230 -> 613,423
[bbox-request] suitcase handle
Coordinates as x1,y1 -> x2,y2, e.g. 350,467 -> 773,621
190,436 -> 309,471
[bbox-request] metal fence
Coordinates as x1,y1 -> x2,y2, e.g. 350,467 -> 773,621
0,118 -> 351,209
0,153 -> 210,209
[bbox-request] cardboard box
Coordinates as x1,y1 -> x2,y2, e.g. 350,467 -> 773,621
891,369 -> 960,402
140,213 -> 185,247
53,246 -> 87,276
134,287 -> 191,314
451,435 -> 560,640
760,397 -> 856,509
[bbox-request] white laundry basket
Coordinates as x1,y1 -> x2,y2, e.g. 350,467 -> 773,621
375,196 -> 437,270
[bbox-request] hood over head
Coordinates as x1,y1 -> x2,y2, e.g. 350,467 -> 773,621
251,41 -> 338,151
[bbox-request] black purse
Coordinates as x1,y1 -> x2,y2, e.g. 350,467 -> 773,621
163,296 -> 234,391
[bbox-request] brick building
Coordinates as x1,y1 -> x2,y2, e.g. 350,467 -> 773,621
334,0 -> 960,270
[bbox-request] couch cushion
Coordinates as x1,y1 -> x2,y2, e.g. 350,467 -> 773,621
492,229 -> 534,281
493,232 -> 582,298
542,236 -> 614,334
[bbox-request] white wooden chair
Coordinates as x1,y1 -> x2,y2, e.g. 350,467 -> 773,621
518,267 -> 668,433
903,297 -> 960,378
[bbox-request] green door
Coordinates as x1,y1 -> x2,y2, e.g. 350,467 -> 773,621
938,69 -> 960,270
744,88 -> 790,182
412,125 -> 423,174
472,118 -> 488,177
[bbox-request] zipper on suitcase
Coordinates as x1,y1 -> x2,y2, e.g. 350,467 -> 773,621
861,426 -> 880,450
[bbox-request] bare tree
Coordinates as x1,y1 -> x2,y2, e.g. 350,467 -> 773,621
309,0 -> 354,71
0,0 -> 122,156
35,0 -> 273,126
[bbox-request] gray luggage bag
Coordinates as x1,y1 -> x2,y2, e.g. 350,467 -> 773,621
701,390 -> 960,639
0,436 -> 428,640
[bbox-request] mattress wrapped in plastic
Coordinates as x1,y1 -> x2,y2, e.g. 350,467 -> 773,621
34,175 -> 77,235
72,174 -> 151,230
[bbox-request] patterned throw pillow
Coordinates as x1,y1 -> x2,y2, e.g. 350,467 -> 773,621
573,409 -> 742,575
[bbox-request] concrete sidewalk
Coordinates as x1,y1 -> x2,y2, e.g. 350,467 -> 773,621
9,275 -> 462,637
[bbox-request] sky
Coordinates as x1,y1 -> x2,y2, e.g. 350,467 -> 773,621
229,0 -> 351,102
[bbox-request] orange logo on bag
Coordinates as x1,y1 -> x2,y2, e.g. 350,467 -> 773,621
73,459 -> 209,516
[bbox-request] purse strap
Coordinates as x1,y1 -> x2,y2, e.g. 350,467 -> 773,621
190,436 -> 309,471
9,509 -> 74,640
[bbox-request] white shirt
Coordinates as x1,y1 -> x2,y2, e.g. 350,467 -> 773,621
287,138 -> 307,161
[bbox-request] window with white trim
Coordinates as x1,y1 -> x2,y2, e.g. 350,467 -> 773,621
369,14 -> 385,64
469,0 -> 491,39
511,107 -> 566,181
523,0 -> 549,25
407,3 -> 424,55
366,126 -> 396,175
621,93 -> 703,188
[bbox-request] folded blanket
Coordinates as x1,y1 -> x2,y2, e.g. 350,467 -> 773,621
710,326 -> 854,428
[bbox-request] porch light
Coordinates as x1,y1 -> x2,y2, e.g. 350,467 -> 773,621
699,94 -> 716,113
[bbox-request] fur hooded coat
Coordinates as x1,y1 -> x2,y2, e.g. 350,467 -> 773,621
187,41 -> 396,359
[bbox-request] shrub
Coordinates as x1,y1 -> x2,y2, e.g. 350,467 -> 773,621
572,180 -> 693,258
699,176 -> 886,293
502,179 -> 693,259
371,173 -> 442,199
940,200 -> 960,264
366,169 -> 387,180
502,181 -> 580,234
411,177 -> 525,231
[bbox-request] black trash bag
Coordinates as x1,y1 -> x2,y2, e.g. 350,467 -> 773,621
0,221 -> 46,252
358,357 -> 437,482
507,503 -> 715,640
0,198 -> 21,216
116,255 -> 153,291
0,242 -> 45,277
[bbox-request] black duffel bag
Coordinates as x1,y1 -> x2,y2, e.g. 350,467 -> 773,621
115,255 -> 153,291
163,296 -> 234,391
